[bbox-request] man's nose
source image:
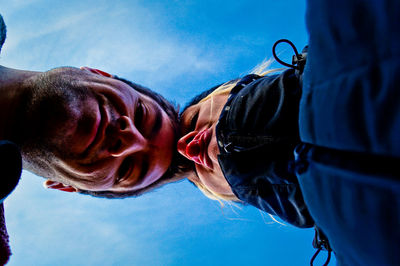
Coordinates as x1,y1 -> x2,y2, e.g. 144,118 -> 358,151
108,116 -> 147,157
177,131 -> 202,164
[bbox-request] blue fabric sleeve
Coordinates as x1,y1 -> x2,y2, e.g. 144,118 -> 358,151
298,0 -> 400,264
300,0 -> 400,157
296,144 -> 400,265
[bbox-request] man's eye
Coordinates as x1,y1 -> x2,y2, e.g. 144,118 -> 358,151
135,100 -> 144,130
116,157 -> 132,183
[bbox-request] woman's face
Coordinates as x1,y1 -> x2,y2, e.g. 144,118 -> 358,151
177,91 -> 233,195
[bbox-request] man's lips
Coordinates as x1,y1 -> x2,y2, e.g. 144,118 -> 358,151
185,128 -> 213,169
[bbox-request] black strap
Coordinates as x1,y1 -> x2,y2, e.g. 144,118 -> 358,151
272,39 -> 307,72
310,226 -> 332,266
310,247 -> 332,266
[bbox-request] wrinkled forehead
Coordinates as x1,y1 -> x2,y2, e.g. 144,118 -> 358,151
179,79 -> 237,120
180,86 -> 218,117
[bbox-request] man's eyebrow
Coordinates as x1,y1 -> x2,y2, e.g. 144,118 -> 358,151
149,105 -> 163,139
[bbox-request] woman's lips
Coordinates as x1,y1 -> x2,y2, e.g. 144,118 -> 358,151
185,128 -> 213,169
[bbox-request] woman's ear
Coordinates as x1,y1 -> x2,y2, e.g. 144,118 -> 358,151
43,180 -> 79,193
80,66 -> 113,77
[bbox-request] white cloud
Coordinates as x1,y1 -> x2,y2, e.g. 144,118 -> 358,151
1,1 -> 230,94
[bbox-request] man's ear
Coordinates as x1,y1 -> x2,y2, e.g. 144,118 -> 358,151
80,66 -> 113,78
43,180 -> 79,193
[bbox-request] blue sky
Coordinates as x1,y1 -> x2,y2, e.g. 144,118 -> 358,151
1,1 -> 334,265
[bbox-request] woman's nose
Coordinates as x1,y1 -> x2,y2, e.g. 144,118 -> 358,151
177,131 -> 202,163
108,116 -> 147,157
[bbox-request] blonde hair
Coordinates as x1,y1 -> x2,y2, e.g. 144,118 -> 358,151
191,59 -> 284,204
199,58 -> 283,104
191,178 -> 239,205
199,79 -> 238,103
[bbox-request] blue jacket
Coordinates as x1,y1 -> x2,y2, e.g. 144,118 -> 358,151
297,0 -> 400,264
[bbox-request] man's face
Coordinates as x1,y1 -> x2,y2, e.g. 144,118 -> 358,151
24,67 -> 175,193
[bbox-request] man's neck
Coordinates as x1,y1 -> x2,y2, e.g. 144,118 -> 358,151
0,66 -> 40,140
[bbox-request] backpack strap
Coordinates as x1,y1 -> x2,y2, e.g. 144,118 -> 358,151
272,39 -> 308,74
310,226 -> 332,266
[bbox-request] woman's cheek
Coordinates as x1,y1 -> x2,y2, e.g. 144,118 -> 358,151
209,131 -> 220,164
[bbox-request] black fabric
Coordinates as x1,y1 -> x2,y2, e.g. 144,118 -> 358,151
0,205 -> 10,265
0,141 -> 22,203
0,15 -> 23,265
216,71 -> 314,228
